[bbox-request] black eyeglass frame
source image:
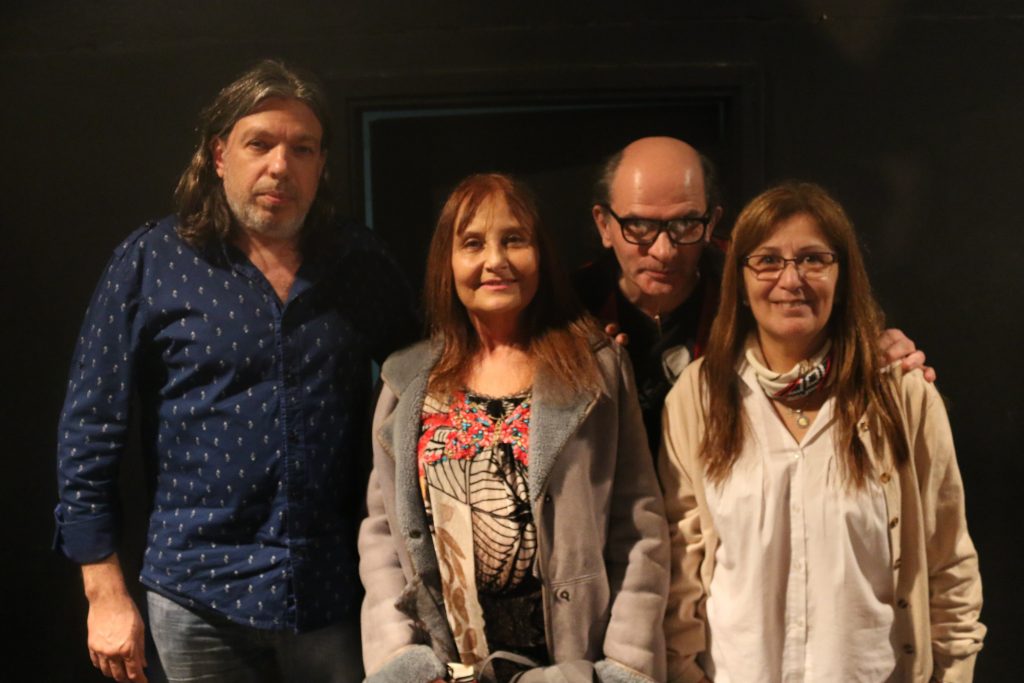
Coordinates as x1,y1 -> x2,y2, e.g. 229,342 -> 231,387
599,203 -> 712,246
742,252 -> 840,280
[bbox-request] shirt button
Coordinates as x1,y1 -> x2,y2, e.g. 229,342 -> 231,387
879,472 -> 891,483
544,494 -> 552,504
897,598 -> 909,608
889,516 -> 900,528
408,529 -> 421,539
557,589 -> 570,601
902,644 -> 915,655
893,557 -> 903,569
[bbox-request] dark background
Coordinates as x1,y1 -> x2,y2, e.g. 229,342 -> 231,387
3,1 -> 1020,680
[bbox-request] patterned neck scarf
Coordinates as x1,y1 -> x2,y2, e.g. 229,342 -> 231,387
745,339 -> 833,402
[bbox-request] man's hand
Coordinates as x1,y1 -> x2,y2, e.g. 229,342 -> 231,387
82,555 -> 149,682
879,328 -> 936,382
604,323 -> 629,347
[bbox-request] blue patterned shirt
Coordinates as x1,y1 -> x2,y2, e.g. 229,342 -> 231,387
54,216 -> 418,632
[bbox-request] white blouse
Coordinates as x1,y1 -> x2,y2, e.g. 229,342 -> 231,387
701,360 -> 896,683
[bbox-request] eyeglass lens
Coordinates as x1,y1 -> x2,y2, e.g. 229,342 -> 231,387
622,218 -> 705,245
746,253 -> 837,279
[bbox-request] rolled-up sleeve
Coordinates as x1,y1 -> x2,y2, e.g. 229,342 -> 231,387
54,231 -> 148,563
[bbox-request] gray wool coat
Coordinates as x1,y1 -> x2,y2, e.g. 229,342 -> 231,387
358,339 -> 669,683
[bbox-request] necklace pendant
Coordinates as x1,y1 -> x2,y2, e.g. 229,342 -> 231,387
795,411 -> 810,428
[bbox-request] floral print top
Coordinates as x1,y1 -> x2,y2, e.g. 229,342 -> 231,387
417,389 -> 548,676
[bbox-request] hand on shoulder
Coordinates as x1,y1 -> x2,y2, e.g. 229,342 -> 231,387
879,327 -> 936,382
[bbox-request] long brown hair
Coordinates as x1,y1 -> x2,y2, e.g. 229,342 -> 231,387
701,181 -> 909,486
424,173 -> 601,397
174,59 -> 334,250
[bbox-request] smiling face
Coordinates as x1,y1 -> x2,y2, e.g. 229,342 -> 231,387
213,97 -> 326,242
451,193 -> 540,331
743,212 -> 838,362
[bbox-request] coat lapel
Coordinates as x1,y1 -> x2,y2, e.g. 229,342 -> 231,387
528,365 -> 599,504
376,345 -> 459,658
379,352 -> 440,581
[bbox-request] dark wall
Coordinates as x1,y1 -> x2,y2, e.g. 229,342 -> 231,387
4,2 -> 1019,680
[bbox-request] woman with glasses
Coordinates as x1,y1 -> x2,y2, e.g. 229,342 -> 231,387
659,182 -> 984,682
359,173 -> 669,683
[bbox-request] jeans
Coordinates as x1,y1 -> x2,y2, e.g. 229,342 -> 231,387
147,591 -> 363,683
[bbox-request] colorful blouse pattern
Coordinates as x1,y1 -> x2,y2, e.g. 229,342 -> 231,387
418,390 -> 530,474
417,389 -> 547,674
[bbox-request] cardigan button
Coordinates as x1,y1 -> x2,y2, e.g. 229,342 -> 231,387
544,494 -> 552,504
902,644 -> 915,655
893,557 -> 902,570
879,472 -> 891,484
889,516 -> 899,529
897,598 -> 909,608
557,589 -> 570,601
409,529 -> 422,539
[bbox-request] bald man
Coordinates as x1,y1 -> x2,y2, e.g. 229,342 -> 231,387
576,137 -> 723,453
576,136 -> 931,453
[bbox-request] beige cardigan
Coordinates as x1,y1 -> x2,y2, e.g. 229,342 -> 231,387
659,359 -> 985,683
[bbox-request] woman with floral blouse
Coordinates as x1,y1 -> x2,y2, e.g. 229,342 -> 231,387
359,173 -> 669,683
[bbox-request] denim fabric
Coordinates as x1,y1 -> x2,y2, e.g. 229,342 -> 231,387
147,591 -> 363,683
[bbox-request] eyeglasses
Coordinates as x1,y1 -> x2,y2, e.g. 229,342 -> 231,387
600,204 -> 711,246
743,252 -> 838,280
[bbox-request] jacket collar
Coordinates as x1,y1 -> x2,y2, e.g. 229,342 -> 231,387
377,337 -> 602,509
376,341 -> 438,581
528,362 -> 599,503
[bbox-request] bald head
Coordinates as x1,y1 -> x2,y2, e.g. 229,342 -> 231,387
615,137 -> 704,207
591,137 -> 722,315
595,136 -> 717,212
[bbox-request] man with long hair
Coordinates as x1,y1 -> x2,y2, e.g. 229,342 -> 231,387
54,60 -> 417,682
